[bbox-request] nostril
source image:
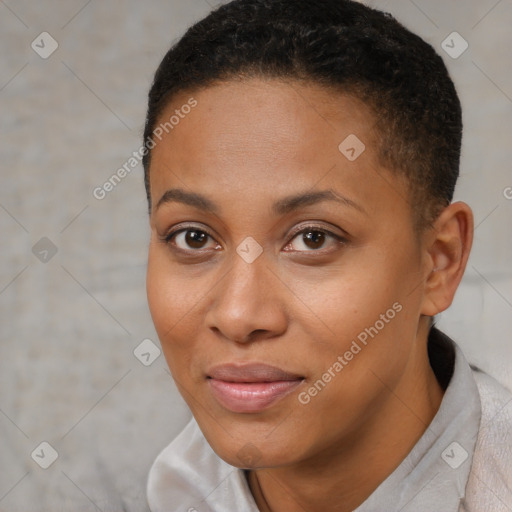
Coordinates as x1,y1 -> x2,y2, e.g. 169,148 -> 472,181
234,330 -> 270,344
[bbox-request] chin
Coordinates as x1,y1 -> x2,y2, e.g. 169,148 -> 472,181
215,443 -> 295,470
198,419 -> 300,469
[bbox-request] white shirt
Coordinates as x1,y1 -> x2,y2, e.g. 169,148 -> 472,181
147,334 -> 512,511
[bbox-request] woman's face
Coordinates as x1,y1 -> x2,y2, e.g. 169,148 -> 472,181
146,78 -> 431,468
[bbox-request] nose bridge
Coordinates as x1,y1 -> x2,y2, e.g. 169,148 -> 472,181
222,246 -> 272,314
206,245 -> 285,342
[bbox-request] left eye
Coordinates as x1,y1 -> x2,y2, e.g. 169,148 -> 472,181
284,227 -> 344,252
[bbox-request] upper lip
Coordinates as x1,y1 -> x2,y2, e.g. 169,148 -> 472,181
207,363 -> 304,383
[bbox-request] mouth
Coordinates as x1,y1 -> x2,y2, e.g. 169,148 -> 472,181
206,363 -> 305,413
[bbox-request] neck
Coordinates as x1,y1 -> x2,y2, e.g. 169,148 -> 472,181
248,330 -> 445,512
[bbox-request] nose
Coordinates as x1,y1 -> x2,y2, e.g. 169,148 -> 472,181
204,248 -> 288,344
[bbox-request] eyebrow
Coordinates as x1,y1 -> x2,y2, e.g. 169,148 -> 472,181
155,187 -> 366,216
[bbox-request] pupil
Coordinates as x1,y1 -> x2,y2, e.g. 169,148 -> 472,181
304,231 -> 325,249
186,230 -> 207,248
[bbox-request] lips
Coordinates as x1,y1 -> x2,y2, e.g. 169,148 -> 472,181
207,363 -> 304,413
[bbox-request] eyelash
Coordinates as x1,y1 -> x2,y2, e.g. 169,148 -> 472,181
161,223 -> 347,255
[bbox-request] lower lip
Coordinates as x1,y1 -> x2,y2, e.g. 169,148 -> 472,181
208,378 -> 303,413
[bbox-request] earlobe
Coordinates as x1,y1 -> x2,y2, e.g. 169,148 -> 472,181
420,202 -> 474,316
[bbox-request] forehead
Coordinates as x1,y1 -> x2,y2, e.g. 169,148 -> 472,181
154,78 -> 375,157
148,78 -> 409,223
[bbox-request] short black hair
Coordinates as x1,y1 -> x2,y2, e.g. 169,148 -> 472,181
142,0 -> 462,229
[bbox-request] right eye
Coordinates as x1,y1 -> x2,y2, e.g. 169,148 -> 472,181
163,227 -> 221,252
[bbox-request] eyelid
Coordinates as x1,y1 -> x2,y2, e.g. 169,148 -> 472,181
162,223 -> 215,241
287,222 -> 348,241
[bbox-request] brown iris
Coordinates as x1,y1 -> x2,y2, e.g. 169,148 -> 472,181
303,230 -> 326,250
185,230 -> 209,249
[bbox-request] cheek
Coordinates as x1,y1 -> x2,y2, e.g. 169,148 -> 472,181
146,243 -> 228,387
146,247 -> 173,336
282,251 -> 406,336
146,245 -> 199,358
296,247 -> 419,376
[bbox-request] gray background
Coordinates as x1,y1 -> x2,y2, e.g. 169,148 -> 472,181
0,0 -> 511,510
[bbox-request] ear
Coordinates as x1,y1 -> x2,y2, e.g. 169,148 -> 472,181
420,201 -> 473,316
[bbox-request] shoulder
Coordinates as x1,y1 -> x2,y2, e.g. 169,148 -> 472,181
146,418 -> 257,512
463,369 -> 512,511
472,367 -> 512,443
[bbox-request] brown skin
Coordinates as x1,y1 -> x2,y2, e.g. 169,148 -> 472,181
146,78 -> 473,512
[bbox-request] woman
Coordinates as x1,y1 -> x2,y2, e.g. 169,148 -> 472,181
142,1 -> 512,510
